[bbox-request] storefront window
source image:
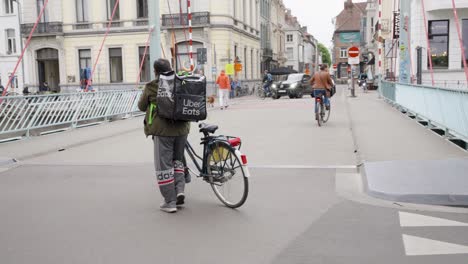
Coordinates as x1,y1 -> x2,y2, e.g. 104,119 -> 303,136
428,20 -> 449,69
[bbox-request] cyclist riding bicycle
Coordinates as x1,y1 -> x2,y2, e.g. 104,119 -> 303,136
310,64 -> 334,120
262,70 -> 273,96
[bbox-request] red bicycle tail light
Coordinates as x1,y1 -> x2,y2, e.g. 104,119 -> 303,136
228,137 -> 242,147
241,154 -> 248,165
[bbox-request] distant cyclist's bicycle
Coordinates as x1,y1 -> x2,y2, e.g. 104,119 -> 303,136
314,90 -> 331,127
185,123 -> 250,208
256,83 -> 268,100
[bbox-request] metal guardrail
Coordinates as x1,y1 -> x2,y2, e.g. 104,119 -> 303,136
0,90 -> 143,137
380,81 -> 468,143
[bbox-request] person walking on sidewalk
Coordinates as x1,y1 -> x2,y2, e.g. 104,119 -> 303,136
216,70 -> 231,110
138,58 -> 190,213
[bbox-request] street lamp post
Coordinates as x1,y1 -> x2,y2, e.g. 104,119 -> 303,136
13,0 -> 25,92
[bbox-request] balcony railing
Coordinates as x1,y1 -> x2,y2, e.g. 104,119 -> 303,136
134,19 -> 148,26
162,12 -> 210,28
21,22 -> 63,36
73,23 -> 91,30
102,21 -> 122,28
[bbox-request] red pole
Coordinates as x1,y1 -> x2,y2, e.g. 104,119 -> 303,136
421,0 -> 435,86
2,0 -> 50,96
451,0 -> 468,86
85,0 -> 120,92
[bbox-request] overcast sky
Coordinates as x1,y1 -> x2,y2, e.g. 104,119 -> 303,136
281,0 -> 347,48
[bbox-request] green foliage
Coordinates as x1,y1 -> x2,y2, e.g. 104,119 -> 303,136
318,43 -> 332,66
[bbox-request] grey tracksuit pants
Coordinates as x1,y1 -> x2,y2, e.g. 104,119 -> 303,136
153,135 -> 187,206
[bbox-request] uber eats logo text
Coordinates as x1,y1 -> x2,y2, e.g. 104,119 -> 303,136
158,87 -> 171,98
183,98 -> 202,116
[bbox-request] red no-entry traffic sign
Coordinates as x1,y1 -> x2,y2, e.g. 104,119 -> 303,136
348,46 -> 360,58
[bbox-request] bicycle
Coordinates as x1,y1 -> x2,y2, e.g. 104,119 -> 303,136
250,83 -> 260,95
314,90 -> 331,127
185,123 -> 250,208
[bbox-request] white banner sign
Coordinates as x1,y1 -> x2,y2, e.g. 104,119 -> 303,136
348,57 -> 360,65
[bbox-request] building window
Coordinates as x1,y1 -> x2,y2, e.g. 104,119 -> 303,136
429,20 -> 449,68
76,0 -> 89,22
175,41 -> 202,72
5,0 -> 14,14
139,46 -> 150,82
286,47 -> 294,60
287,34 -> 293,42
78,49 -> 91,72
109,48 -> 123,83
340,48 -> 348,58
244,47 -> 247,78
250,0 -> 253,27
261,0 -> 269,18
107,0 -> 120,20
251,49 -> 254,79
37,0 -> 49,23
233,0 -> 237,19
137,0 -> 148,18
462,19 -> 468,65
8,74 -> 18,89
243,0 -> 247,24
6,29 -> 16,54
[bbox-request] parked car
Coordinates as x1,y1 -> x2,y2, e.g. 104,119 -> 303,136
270,73 -> 312,99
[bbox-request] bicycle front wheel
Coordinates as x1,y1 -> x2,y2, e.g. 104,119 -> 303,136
257,87 -> 265,99
207,141 -> 249,208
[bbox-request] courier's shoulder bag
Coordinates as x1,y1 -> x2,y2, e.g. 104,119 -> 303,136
174,74 -> 207,122
156,71 -> 207,122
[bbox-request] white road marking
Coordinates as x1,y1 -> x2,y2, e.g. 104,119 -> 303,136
399,212 -> 468,227
249,165 -> 357,170
402,234 -> 468,256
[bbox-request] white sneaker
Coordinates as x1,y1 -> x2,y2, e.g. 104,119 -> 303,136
160,202 -> 177,213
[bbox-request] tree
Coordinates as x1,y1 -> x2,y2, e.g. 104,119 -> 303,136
318,43 -> 331,66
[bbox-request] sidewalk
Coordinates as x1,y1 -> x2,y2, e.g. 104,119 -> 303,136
345,88 -> 468,206
346,89 -> 467,162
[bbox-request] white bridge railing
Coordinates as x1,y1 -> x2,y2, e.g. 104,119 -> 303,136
0,90 -> 143,137
380,81 -> 468,146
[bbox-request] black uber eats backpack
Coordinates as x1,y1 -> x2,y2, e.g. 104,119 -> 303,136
156,71 -> 207,122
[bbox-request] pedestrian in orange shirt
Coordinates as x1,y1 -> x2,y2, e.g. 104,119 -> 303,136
216,70 -> 231,110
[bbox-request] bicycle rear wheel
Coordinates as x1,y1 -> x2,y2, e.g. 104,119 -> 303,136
316,101 -> 323,127
207,141 -> 249,208
323,103 -> 331,123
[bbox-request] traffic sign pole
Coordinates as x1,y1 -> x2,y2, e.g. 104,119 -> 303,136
348,46 -> 360,98
351,65 -> 356,97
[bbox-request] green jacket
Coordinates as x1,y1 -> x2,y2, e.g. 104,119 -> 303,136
138,78 -> 190,137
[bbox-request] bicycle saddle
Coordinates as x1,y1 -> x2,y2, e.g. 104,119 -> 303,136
199,123 -> 219,134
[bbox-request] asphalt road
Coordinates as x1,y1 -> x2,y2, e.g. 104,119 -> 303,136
1,86 -> 467,264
